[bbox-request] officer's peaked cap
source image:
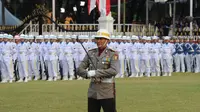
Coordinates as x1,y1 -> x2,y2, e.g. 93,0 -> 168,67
95,29 -> 110,40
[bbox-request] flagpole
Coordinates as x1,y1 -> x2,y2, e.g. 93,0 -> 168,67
172,0 -> 176,36
52,0 -> 55,32
190,0 -> 193,36
1,0 -> 5,25
123,0 -> 126,35
146,0 -> 149,27
118,0 -> 121,32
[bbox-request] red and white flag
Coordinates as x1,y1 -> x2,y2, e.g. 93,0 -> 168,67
88,0 -> 97,15
88,0 -> 111,16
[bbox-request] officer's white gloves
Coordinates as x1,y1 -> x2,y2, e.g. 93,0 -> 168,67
87,70 -> 96,77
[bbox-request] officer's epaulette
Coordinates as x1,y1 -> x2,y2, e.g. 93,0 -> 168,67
108,48 -> 116,52
88,48 -> 98,52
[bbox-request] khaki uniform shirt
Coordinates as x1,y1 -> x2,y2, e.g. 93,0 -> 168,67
77,47 -> 119,99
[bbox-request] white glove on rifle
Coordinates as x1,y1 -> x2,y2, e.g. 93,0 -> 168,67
87,70 -> 96,77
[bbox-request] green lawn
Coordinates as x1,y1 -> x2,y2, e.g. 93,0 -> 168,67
0,73 -> 200,112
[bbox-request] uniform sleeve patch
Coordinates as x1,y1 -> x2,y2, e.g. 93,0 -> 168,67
113,53 -> 118,60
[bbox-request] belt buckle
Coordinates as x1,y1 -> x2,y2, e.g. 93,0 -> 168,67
93,78 -> 101,84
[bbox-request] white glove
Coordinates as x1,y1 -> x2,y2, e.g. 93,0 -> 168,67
87,70 -> 96,77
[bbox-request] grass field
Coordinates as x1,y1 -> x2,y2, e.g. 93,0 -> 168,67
0,73 -> 200,112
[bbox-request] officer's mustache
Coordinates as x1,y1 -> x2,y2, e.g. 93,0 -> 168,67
97,40 -> 108,47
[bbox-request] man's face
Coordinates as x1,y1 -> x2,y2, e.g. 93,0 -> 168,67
58,39 -> 63,42
15,39 -> 21,44
132,40 -> 136,43
50,39 -> 55,43
36,39 -> 41,43
29,39 -> 33,43
164,40 -> 169,43
96,38 -> 109,49
3,38 -> 8,42
44,39 -> 48,42
65,39 -> 70,43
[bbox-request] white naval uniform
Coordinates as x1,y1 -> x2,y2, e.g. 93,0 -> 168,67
0,42 -> 3,81
27,42 -> 39,80
161,43 -> 174,76
129,42 -> 140,77
73,42 -> 85,69
47,42 -> 59,80
59,42 -> 74,80
16,42 -> 29,81
1,42 -> 16,82
116,42 -> 126,78
124,42 -> 132,76
149,43 -> 161,76
42,42 -> 50,78
138,43 -> 151,77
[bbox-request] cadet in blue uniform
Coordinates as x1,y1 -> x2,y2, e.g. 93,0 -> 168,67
194,37 -> 200,73
173,37 -> 185,72
184,38 -> 195,72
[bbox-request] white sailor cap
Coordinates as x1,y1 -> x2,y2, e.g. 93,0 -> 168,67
122,36 -> 126,40
0,34 -> 3,38
20,34 -> 25,39
163,36 -> 170,40
79,35 -> 89,39
142,36 -> 147,40
28,35 -> 34,39
111,35 -> 116,39
49,35 -> 57,39
116,35 -> 122,39
152,36 -> 158,40
126,36 -> 131,40
3,34 -> 10,39
43,35 -> 49,39
8,34 -> 13,39
146,36 -> 151,40
71,35 -> 77,39
65,35 -> 71,39
57,35 -> 64,39
37,35 -> 44,39
90,35 -> 95,39
131,35 -> 138,40
83,35 -> 89,39
24,35 -> 29,39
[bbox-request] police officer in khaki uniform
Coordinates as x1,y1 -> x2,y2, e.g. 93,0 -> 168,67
77,29 -> 119,112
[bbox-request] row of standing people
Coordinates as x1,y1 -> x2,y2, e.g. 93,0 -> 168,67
0,34 -> 200,83
0,34 -> 96,83
109,35 -> 200,78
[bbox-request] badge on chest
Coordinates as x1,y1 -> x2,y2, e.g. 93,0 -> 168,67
102,56 -> 111,69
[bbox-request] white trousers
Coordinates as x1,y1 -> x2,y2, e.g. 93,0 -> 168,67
118,58 -> 126,76
28,59 -> 39,78
150,58 -> 160,73
194,54 -> 200,73
39,56 -> 45,77
1,58 -> 14,81
60,58 -> 74,77
139,58 -> 150,75
130,58 -> 139,74
173,54 -> 185,72
161,58 -> 172,73
185,54 -> 194,72
18,60 -> 28,79
48,60 -> 58,78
